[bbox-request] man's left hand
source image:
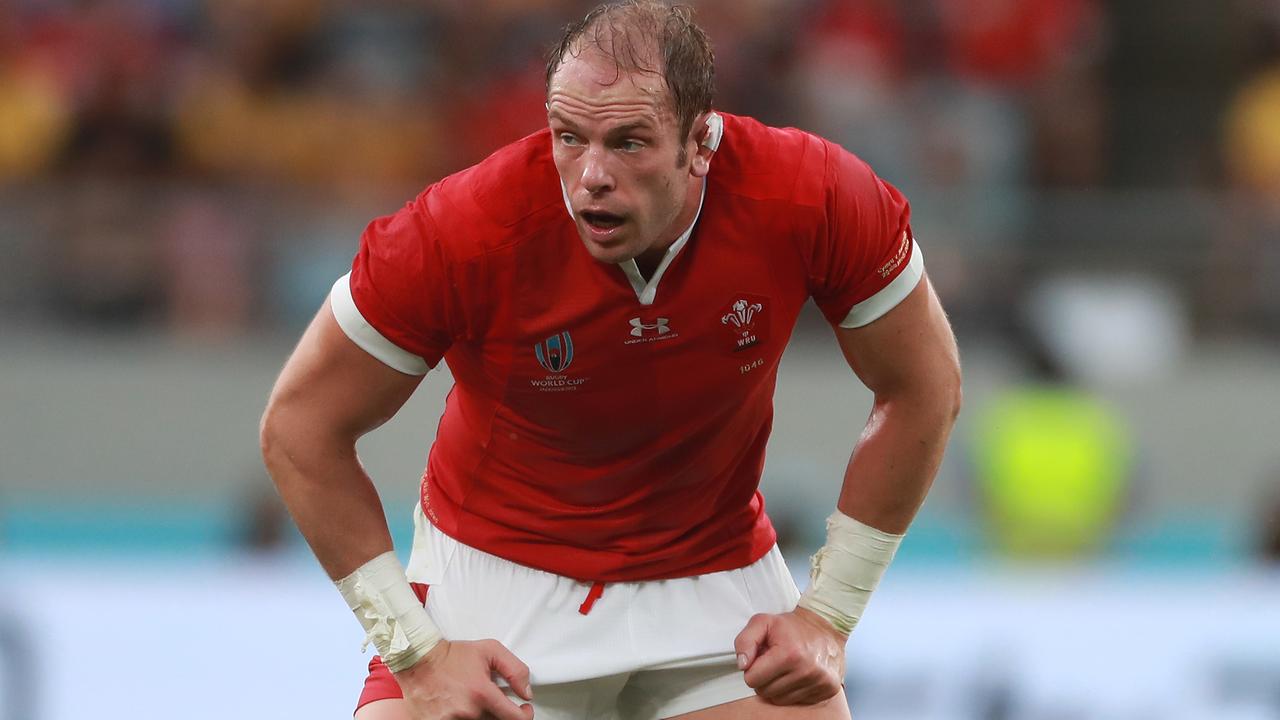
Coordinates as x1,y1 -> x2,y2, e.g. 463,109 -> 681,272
733,608 -> 847,705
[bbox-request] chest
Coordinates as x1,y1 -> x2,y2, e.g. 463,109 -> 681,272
485,224 -> 809,432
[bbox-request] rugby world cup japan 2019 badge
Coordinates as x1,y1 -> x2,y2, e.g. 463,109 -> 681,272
531,331 -> 587,392
719,295 -> 769,353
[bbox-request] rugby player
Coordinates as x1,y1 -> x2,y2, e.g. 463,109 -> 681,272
260,2 -> 962,718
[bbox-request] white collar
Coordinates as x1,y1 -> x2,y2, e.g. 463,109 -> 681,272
559,176 -> 707,305
558,111 -> 721,305
615,179 -> 705,305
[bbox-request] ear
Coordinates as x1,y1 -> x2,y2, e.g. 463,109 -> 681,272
689,111 -> 722,178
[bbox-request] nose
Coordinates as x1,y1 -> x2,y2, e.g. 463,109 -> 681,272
580,146 -> 615,195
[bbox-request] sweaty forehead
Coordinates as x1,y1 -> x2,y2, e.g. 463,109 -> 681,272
547,51 -> 672,125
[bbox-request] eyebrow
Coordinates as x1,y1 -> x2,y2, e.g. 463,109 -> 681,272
547,110 -> 576,127
547,111 -> 656,137
607,122 -> 656,137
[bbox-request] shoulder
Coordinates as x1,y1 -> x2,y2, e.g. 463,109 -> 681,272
416,129 -> 566,261
710,112 -> 839,208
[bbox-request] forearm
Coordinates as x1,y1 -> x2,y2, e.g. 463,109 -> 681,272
797,276 -> 960,637
258,304 -> 445,675
261,419 -> 394,580
836,389 -> 959,534
796,389 -> 957,636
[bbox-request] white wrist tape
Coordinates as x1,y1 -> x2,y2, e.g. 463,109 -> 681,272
335,551 -> 442,673
797,511 -> 904,636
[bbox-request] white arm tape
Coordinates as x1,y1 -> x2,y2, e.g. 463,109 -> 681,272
797,511 -> 904,636
335,551 -> 442,673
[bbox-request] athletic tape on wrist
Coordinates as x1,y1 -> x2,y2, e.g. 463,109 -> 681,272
335,551 -> 442,673
797,511 -> 904,636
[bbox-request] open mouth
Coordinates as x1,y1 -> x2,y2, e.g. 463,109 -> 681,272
581,211 -> 626,230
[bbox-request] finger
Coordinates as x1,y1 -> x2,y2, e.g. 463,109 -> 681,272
770,678 -> 841,707
755,669 -> 809,704
742,646 -> 792,691
733,614 -> 772,670
484,640 -> 534,701
498,684 -> 537,720
479,684 -> 535,720
759,667 -> 837,706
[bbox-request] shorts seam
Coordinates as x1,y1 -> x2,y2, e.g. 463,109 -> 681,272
737,563 -> 761,613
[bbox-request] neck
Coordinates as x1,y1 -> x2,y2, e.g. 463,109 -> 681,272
635,176 -> 703,275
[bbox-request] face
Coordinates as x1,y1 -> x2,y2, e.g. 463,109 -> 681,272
547,49 -> 709,266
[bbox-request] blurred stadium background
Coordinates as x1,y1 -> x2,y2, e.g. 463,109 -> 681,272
2,0 -> 1280,717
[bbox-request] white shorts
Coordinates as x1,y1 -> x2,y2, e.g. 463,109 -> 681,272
403,504 -> 801,719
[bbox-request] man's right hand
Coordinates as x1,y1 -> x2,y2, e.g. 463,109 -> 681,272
394,639 -> 535,720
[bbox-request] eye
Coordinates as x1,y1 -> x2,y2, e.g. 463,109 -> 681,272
618,139 -> 645,153
559,133 -> 582,147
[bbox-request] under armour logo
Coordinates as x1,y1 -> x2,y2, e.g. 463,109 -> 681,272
629,317 -> 671,337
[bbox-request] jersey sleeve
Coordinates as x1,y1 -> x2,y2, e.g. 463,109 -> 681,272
329,191 -> 457,374
809,140 -> 924,329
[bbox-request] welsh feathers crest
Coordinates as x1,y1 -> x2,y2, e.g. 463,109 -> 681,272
718,295 -> 769,353
721,299 -> 763,328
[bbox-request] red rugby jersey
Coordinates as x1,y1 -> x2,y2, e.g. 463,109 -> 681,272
330,112 -> 922,582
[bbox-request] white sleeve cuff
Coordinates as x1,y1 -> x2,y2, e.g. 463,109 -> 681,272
839,239 -> 924,329
329,273 -> 430,375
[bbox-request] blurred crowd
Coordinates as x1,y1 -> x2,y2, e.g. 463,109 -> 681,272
0,0 -> 1113,188
2,0 -> 1280,569
0,0 -> 1278,340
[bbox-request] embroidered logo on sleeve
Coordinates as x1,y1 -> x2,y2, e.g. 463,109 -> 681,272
876,232 -> 912,279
